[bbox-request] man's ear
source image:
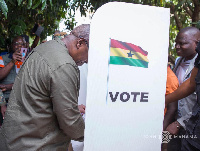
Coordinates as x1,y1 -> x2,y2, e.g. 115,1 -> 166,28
76,38 -> 85,49
195,39 -> 199,45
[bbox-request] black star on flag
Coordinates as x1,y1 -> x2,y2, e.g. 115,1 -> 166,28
127,50 -> 134,58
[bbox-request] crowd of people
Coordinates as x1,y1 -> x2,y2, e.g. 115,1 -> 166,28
163,27 -> 200,151
0,23 -> 200,151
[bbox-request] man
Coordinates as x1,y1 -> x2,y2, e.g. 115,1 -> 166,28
0,24 -> 90,150
0,36 -> 23,122
0,36 -> 23,81
166,27 -> 199,150
165,33 -> 200,150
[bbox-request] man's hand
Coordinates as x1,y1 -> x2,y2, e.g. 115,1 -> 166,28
0,84 -> 7,92
78,104 -> 86,114
12,50 -> 22,63
166,121 -> 181,135
1,104 -> 7,119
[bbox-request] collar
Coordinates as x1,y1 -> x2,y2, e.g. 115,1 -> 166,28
55,38 -> 69,53
56,38 -> 66,47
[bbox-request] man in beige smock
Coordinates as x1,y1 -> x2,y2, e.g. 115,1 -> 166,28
0,24 -> 90,151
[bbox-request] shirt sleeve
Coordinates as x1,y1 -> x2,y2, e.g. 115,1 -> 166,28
166,67 -> 179,95
0,56 -> 5,68
50,64 -> 84,141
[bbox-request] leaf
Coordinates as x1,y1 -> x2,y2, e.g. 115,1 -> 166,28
17,0 -> 22,6
42,0 -> 46,10
32,0 -> 41,9
28,0 -> 32,8
19,20 -> 26,30
0,0 -> 8,18
175,0 -> 186,10
8,0 -> 15,5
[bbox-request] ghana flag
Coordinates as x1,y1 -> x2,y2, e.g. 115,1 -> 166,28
110,39 -> 149,68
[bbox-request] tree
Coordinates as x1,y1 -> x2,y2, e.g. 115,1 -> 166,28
0,0 -> 76,51
168,0 -> 200,58
1,0 -> 200,57
73,0 -> 200,58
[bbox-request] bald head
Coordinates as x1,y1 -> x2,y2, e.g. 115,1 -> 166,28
179,27 -> 200,41
175,27 -> 200,60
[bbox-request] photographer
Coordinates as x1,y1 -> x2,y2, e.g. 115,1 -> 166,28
0,36 -> 24,124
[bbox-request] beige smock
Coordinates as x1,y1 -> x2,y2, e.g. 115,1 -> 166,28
0,39 -> 84,151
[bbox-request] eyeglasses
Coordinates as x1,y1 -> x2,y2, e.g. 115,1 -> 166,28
71,32 -> 89,48
13,42 -> 25,46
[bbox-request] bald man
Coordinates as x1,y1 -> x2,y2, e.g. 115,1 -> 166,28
0,24 -> 90,151
166,27 -> 200,151
165,27 -> 200,151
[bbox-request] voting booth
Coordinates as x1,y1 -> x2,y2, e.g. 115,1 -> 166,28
84,2 -> 170,151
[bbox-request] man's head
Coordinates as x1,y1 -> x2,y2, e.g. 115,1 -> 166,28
175,27 -> 200,60
11,36 -> 26,53
62,24 -> 90,66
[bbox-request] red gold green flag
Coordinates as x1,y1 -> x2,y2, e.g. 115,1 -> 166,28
110,39 -> 149,68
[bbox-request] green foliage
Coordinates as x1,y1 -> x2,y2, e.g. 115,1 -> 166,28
27,0 -> 32,8
73,0 -> 200,58
0,0 -> 8,18
0,0 -> 199,56
0,0 -> 76,52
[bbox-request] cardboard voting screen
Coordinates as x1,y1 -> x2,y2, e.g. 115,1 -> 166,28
84,2 -> 170,151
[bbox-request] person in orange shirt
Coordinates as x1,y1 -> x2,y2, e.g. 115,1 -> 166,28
162,66 -> 179,151
164,66 -> 179,129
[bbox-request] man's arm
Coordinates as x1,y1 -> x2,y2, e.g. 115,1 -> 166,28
163,67 -> 179,130
30,24 -> 44,50
166,110 -> 194,135
0,61 -> 15,81
50,64 -> 84,141
166,121 -> 181,135
31,36 -> 40,50
165,67 -> 198,105
163,101 -> 177,130
0,84 -> 13,92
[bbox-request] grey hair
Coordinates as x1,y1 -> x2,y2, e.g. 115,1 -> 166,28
71,24 -> 90,43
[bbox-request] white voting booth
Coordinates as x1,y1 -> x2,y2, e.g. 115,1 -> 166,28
84,2 -> 170,151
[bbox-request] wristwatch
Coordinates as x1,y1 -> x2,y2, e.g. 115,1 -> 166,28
174,121 -> 180,129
